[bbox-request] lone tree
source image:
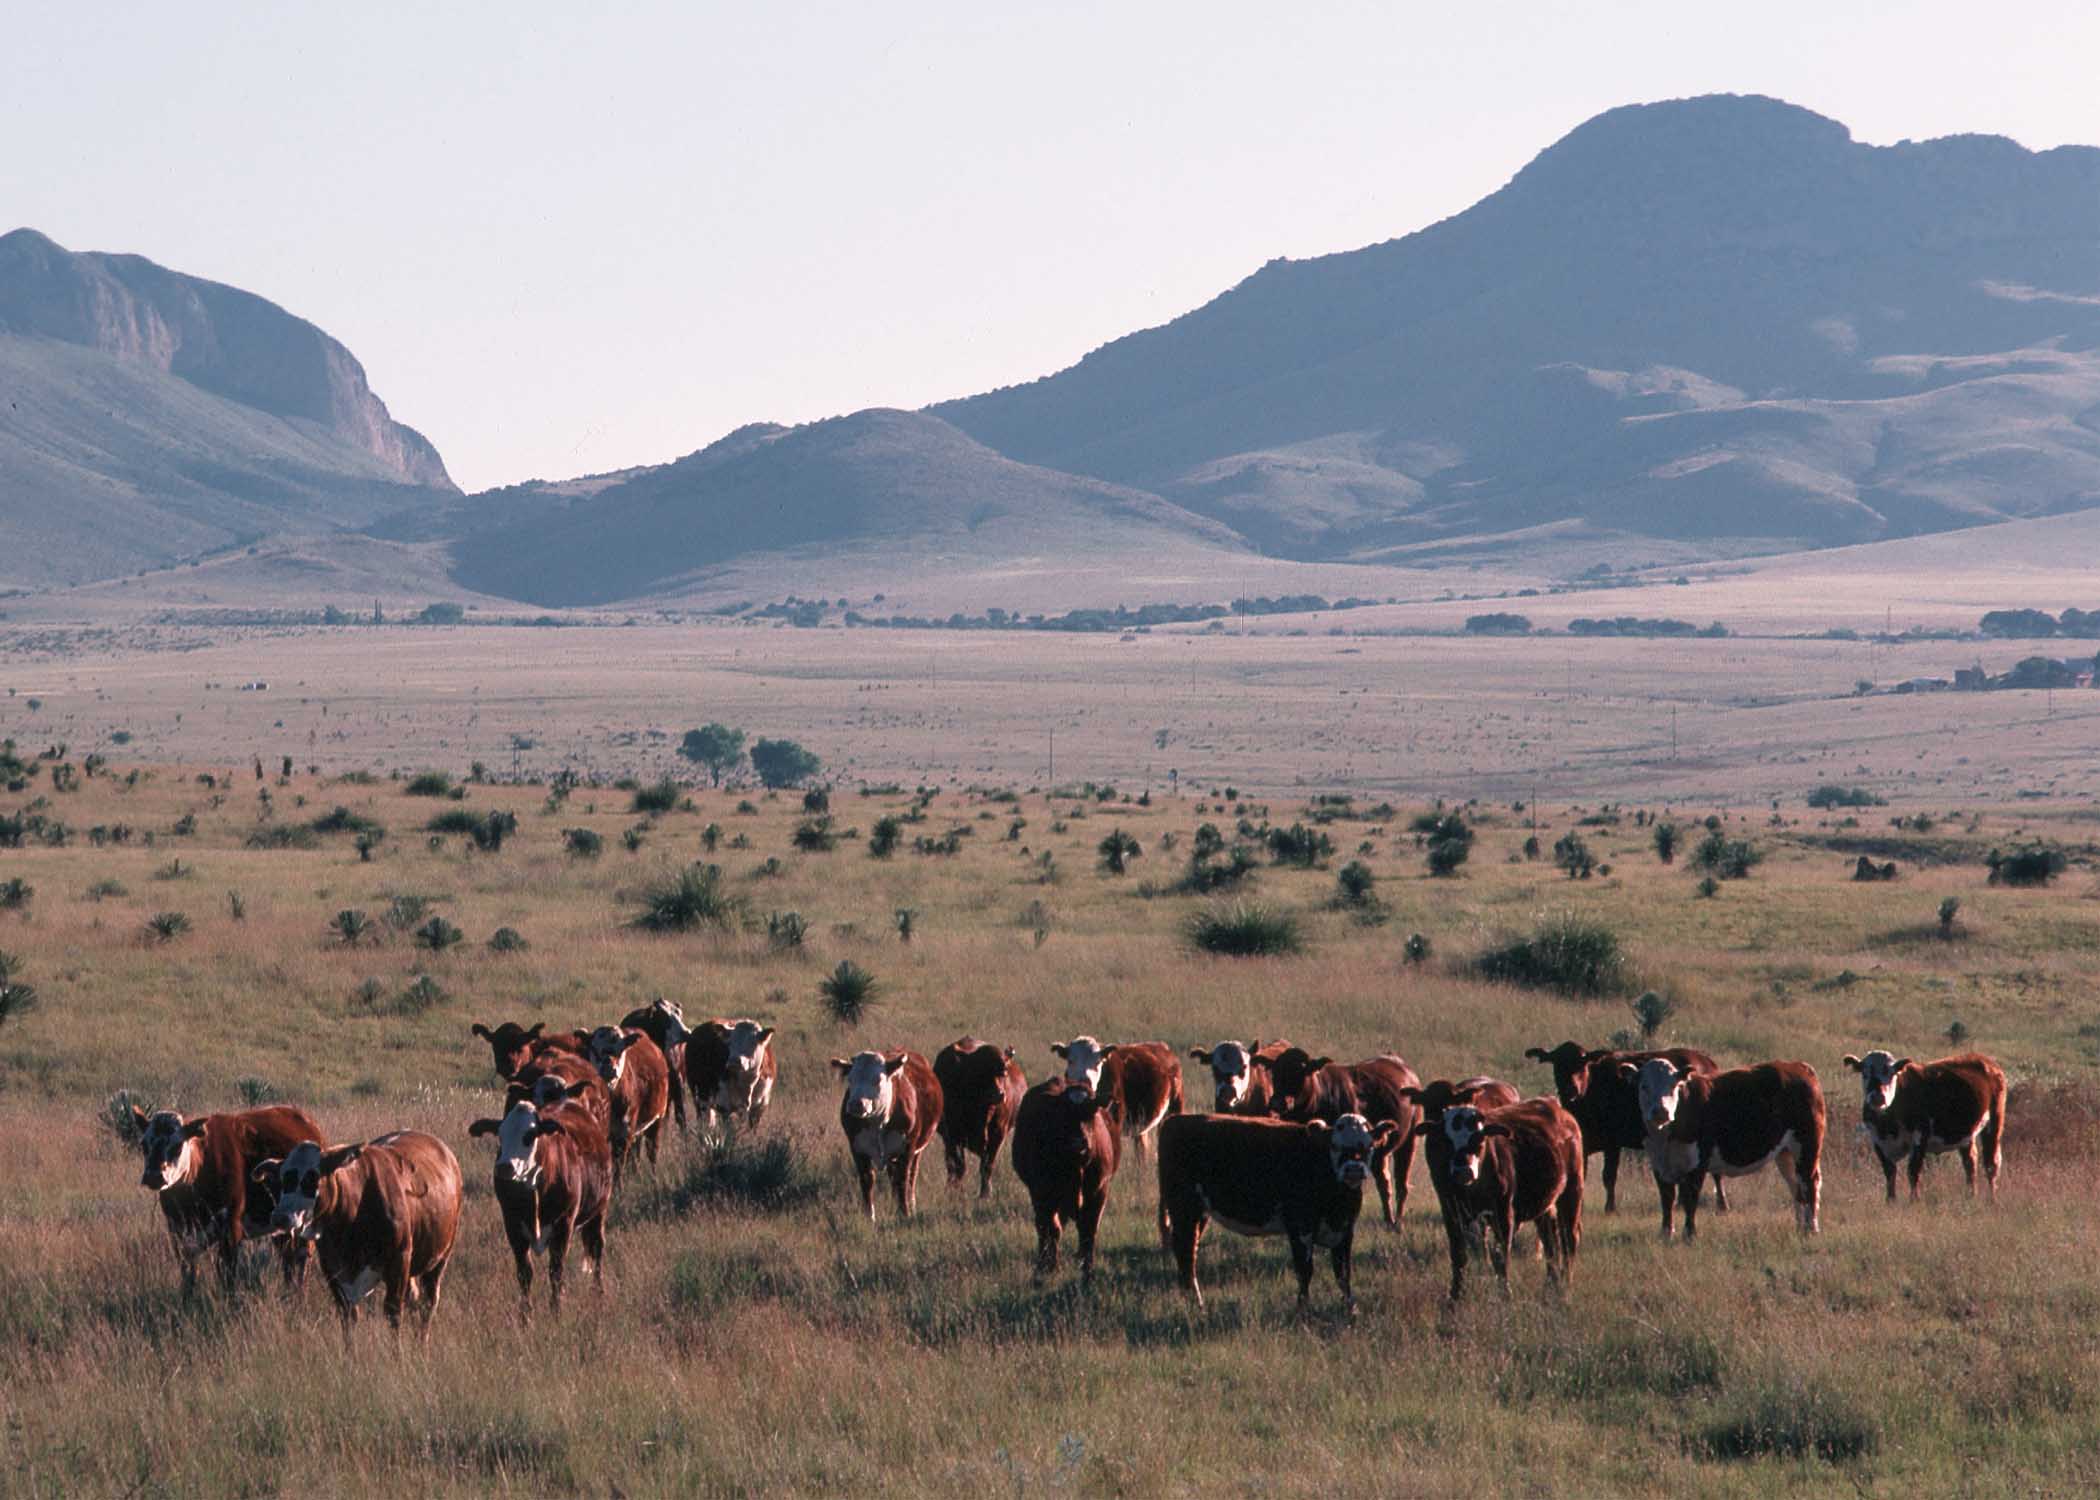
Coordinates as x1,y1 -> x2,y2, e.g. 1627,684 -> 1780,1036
750,737 -> 822,789
679,724 -> 746,787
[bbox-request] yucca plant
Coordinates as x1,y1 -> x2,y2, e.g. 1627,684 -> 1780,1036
144,911 -> 191,943
894,907 -> 917,944
1097,828 -> 1142,875
1185,902 -> 1303,957
488,926 -> 529,953
329,908 -> 372,946
0,877 -> 32,910
817,960 -> 879,1025
631,864 -> 738,932
414,916 -> 464,952
767,910 -> 808,950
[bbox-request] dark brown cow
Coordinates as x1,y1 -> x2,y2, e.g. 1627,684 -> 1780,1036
621,998 -> 693,1132
1522,1041 -> 1730,1213
1623,1059 -> 1825,1239
131,1103 -> 324,1295
831,1049 -> 943,1221
1157,1112 -> 1396,1312
468,1095 -> 613,1314
1010,1077 -> 1120,1285
1411,1098 -> 1583,1299
673,1016 -> 779,1133
511,1049 -> 612,1130
584,1025 -> 672,1174
254,1130 -> 462,1337
1843,1050 -> 2008,1203
933,1037 -> 1027,1198
1264,1049 -> 1422,1226
1400,1075 -> 1521,1118
1188,1038 -> 1293,1114
470,1020 -> 588,1081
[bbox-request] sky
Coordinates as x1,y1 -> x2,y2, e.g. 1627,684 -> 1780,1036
5,1 -> 2097,492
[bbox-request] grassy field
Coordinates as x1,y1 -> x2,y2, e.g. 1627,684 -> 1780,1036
3,753 -> 2099,1496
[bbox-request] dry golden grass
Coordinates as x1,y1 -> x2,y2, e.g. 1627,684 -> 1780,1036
2,757 -> 2099,1494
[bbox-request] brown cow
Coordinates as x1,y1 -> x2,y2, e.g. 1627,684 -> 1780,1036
1010,1077 -> 1120,1285
584,1025 -> 672,1174
831,1049 -> 942,1221
470,1019 -> 588,1080
1411,1098 -> 1583,1299
673,1016 -> 779,1134
468,1095 -> 613,1315
1050,1036 -> 1184,1158
1522,1041 -> 1730,1213
1623,1059 -> 1824,1239
131,1103 -> 324,1296
620,998 -> 693,1132
1264,1049 -> 1422,1226
933,1037 -> 1026,1198
1842,1050 -> 2008,1203
254,1130 -> 462,1337
1188,1039 -> 1293,1114
511,1049 -> 612,1130
1400,1076 -> 1521,1118
1157,1112 -> 1397,1313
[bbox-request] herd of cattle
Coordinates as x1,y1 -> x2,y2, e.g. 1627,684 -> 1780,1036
126,997 -> 2012,1332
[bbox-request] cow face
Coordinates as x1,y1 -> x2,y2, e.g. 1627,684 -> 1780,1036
1524,1041 -> 1606,1106
1316,1113 -> 1392,1187
1192,1041 -> 1255,1110
1052,1036 -> 1115,1096
586,1026 -> 640,1084
255,1141 -> 356,1240
720,1021 -> 776,1108
1265,1048 -> 1332,1113
469,1101 -> 556,1188
1436,1106 -> 1511,1187
1843,1050 -> 1910,1113
471,1020 -> 545,1079
833,1052 -> 906,1125
135,1108 -> 207,1190
1624,1059 -> 1689,1130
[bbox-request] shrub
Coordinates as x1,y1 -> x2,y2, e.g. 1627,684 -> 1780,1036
893,907 -> 917,944
1852,856 -> 1899,882
101,1090 -> 148,1148
662,1132 -> 824,1215
1097,828 -> 1142,874
801,787 -> 830,814
0,878 -> 30,910
0,977 -> 34,1028
623,826 -> 647,853
868,815 -> 902,859
791,818 -> 838,852
404,771 -> 457,798
630,780 -> 681,815
1335,860 -> 1377,905
1807,785 -> 1885,809
1630,989 -> 1677,1039
356,834 -> 381,862
1403,932 -> 1432,964
235,1076 -> 276,1107
766,910 -> 808,950
1691,830 -> 1760,879
488,926 -> 529,953
632,864 -> 738,932
563,827 -> 604,859
330,909 -> 373,946
751,737 -> 822,789
383,894 -> 431,930
1265,824 -> 1334,869
701,822 -> 721,852
1475,913 -> 1630,996
818,960 -> 879,1024
1553,832 -> 1595,879
1696,1375 -> 1879,1463
1423,814 -> 1473,877
1938,896 -> 1962,937
1185,902 -> 1304,957
1652,822 -> 1679,864
392,975 -> 449,1014
424,808 -> 484,837
144,911 -> 191,943
1178,845 -> 1257,894
312,805 -> 385,839
1696,876 -> 1720,899
414,916 -> 465,952
1987,844 -> 2065,887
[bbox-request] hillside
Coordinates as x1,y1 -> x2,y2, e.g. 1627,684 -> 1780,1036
934,95 -> 2100,560
0,229 -> 455,589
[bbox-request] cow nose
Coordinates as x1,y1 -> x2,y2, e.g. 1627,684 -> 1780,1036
141,1167 -> 158,1188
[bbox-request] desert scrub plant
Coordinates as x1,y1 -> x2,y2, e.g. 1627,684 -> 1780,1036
312,805 -> 385,839
1097,828 -> 1142,874
414,915 -> 465,952
801,787 -> 830,814
623,824 -> 648,853
700,822 -> 722,852
0,877 -> 30,910
383,894 -> 431,931
1691,830 -> 1761,879
1178,845 -> 1257,894
391,974 -> 449,1015
86,878 -> 127,901
893,907 -> 917,943
817,960 -> 879,1025
766,910 -> 808,951
1938,896 -> 1962,937
101,1090 -> 148,1148
631,863 -> 738,932
1630,989 -> 1677,1040
563,826 -> 604,858
331,909 -> 374,945
1423,814 -> 1474,877
403,771 -> 460,798
1553,831 -> 1595,879
1335,860 -> 1377,905
488,925 -> 529,953
0,973 -> 34,1028
1403,932 -> 1433,964
1185,901 -> 1304,958
631,779 -> 682,815
1475,913 -> 1631,997
1694,1373 -> 1880,1463
655,1131 -> 825,1217
144,911 -> 191,943
791,818 -> 838,852
1264,823 -> 1334,869
1695,875 -> 1721,899
1987,843 -> 2066,887
867,815 -> 901,858
1652,821 -> 1679,863
235,1076 -> 276,1107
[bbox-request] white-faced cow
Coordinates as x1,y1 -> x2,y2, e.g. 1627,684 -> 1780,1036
1156,1112 -> 1397,1313
1622,1059 -> 1824,1239
253,1131 -> 462,1338
831,1049 -> 942,1221
620,998 -> 693,1132
584,1025 -> 672,1175
1522,1041 -> 1730,1213
1411,1098 -> 1582,1299
1051,1036 -> 1185,1161
1263,1048 -> 1422,1227
1842,1050 -> 2007,1203
1010,1076 -> 1120,1286
674,1016 -> 779,1135
467,1095 -> 613,1314
1188,1038 -> 1293,1114
933,1037 -> 1027,1198
131,1103 -> 325,1296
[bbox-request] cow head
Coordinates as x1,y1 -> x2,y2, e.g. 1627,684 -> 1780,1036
507,1076 -> 594,1114
833,1052 -> 906,1125
1523,1041 -> 1612,1106
252,1141 -> 361,1240
1621,1058 -> 1689,1130
471,1020 -> 546,1079
1051,1036 -> 1116,1096
621,997 -> 684,1047
1265,1048 -> 1333,1115
1307,1113 -> 1394,1187
718,1020 -> 776,1110
1190,1040 -> 1259,1111
468,1100 -> 570,1188
586,1026 -> 642,1084
1428,1105 -> 1510,1187
1399,1078 -> 1484,1121
1843,1051 -> 1910,1113
134,1108 -> 208,1190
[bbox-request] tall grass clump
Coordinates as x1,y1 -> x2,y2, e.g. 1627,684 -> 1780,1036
818,960 -> 879,1024
403,771 -> 459,798
144,911 -> 191,943
1185,902 -> 1303,957
631,780 -> 682,814
1475,912 -> 1631,996
1696,1374 -> 1880,1464
631,864 -> 738,932
1691,830 -> 1760,879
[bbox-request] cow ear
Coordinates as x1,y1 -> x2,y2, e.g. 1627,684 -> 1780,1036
251,1157 -> 282,1184
1303,1120 -> 1330,1140
1616,1062 -> 1640,1084
131,1104 -> 151,1130
1050,1044 -> 1069,1059
1479,1123 -> 1512,1139
1310,1056 -> 1332,1072
181,1118 -> 210,1139
1522,1047 -> 1548,1062
1842,1054 -> 1862,1071
830,1058 -> 853,1075
612,1033 -> 640,1055
757,1027 -> 776,1045
883,1055 -> 909,1076
563,1080 -> 593,1100
317,1144 -> 362,1174
1101,1044 -> 1119,1057
1407,1121 -> 1433,1141
1189,1047 -> 1212,1062
1372,1122 -> 1401,1147
467,1119 -> 500,1139
1397,1085 -> 1422,1103
1001,1046 -> 1014,1061
526,1022 -> 545,1040
1893,1058 -> 1912,1073
532,1118 -> 565,1140
471,1023 -> 492,1041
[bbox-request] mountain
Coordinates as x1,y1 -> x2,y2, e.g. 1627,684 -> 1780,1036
0,229 -> 454,589
445,408 -> 1251,607
934,95 -> 2100,561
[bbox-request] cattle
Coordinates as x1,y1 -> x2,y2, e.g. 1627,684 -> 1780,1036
933,1037 -> 1027,1198
1399,1076 -> 1521,1118
1264,1048 -> 1422,1226
1157,1112 -> 1396,1313
1842,1051 -> 2007,1203
584,1025 -> 672,1174
254,1131 -> 463,1337
468,1095 -> 613,1315
831,1050 -> 943,1221
1188,1038 -> 1293,1114
131,1103 -> 325,1296
1622,1059 -> 1824,1239
620,998 -> 693,1132
672,1016 -> 779,1134
1411,1098 -> 1582,1299
470,1019 -> 588,1081
1050,1036 -> 1184,1159
1522,1041 -> 1731,1213
1009,1077 -> 1120,1285
511,1048 -> 612,1130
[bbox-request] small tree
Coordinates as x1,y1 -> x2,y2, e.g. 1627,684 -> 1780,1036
1553,832 -> 1595,880
679,724 -> 747,787
1098,828 -> 1142,874
1653,821 -> 1679,864
1938,896 -> 1961,938
868,815 -> 902,859
750,738 -> 822,789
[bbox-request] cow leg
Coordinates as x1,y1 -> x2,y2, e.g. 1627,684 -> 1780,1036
215,1227 -> 242,1297
668,1072 -> 689,1133
1387,1132 -> 1417,1226
746,1100 -> 768,1133
854,1152 -> 878,1221
1078,1191 -> 1106,1288
645,1116 -> 662,1166
1488,1208 -> 1514,1295
1877,1145 -> 1899,1203
1443,1211 -> 1470,1301
1958,1141 -> 1978,1197
414,1258 -> 448,1340
979,1144 -> 998,1201
546,1219 -> 574,1313
503,1217 -> 536,1317
1287,1231 -> 1316,1309
1173,1212 -> 1207,1308
381,1255 -> 412,1333
889,1150 -> 911,1218
1679,1171 -> 1705,1240
1655,1178 -> 1677,1241
1907,1143 -> 1928,1202
1981,1108 -> 2004,1202
942,1138 -> 965,1189
1331,1229 -> 1356,1315
1557,1180 -> 1582,1290
1713,1177 -> 1729,1213
1795,1140 -> 1822,1233
579,1213 -> 607,1293
1032,1204 -> 1063,1286
1601,1143 -> 1620,1213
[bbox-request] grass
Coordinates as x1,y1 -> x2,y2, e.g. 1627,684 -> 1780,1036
1474,911 -> 1631,996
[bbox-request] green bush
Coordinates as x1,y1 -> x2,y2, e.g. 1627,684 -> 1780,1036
1691,830 -> 1760,879
766,910 -> 808,950
1475,913 -> 1630,996
818,960 -> 879,1024
1185,902 -> 1304,957
1553,831 -> 1595,879
488,926 -> 529,953
1697,1375 -> 1880,1463
1265,824 -> 1334,868
1335,860 -> 1376,905
632,780 -> 682,815
1424,814 -> 1473,877
791,818 -> 837,852
1097,828 -> 1142,874
404,771 -> 458,798
868,815 -> 901,858
1807,784 -> 1886,809
563,827 -> 604,858
1652,821 -> 1679,863
631,864 -> 738,932
1987,844 -> 2066,887
331,909 -> 373,945
144,911 -> 191,943
414,916 -> 465,952
312,805 -> 386,839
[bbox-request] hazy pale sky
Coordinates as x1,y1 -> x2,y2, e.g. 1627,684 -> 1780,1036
6,1 -> 2096,491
